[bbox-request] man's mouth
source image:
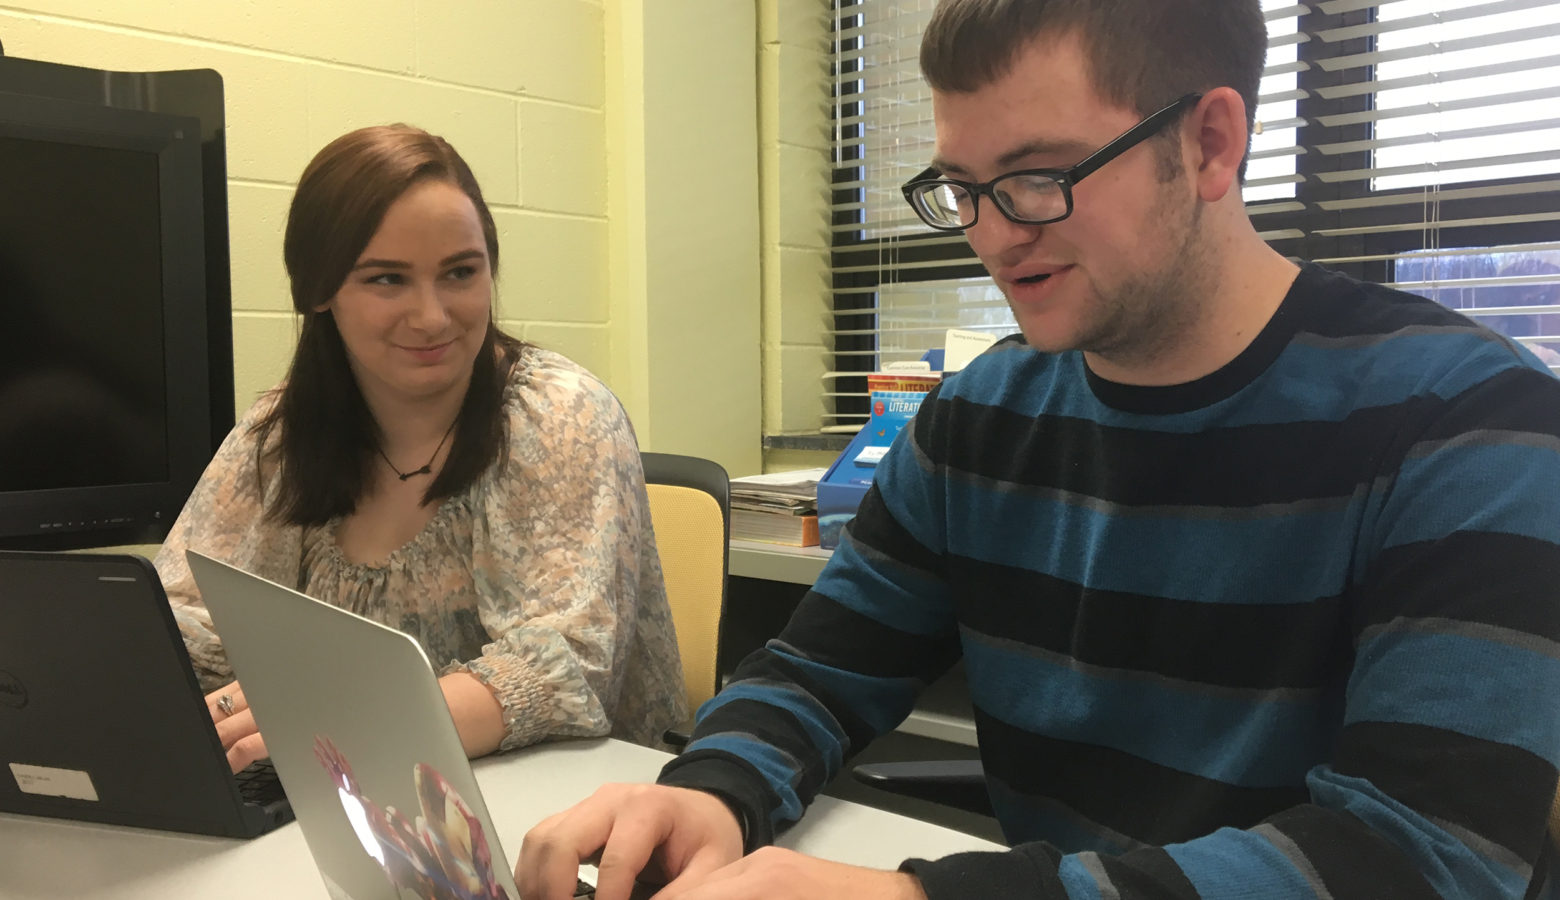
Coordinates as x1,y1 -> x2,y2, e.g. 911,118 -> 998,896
1014,273 -> 1051,285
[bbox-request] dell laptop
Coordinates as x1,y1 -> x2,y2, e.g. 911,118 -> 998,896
0,550 -> 292,838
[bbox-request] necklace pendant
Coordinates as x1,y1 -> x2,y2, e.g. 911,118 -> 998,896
397,465 -> 433,482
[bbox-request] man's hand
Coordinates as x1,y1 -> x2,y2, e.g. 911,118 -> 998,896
516,784 -> 744,900
655,847 -> 929,900
204,681 -> 268,773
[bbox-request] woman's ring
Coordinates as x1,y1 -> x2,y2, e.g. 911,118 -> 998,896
217,694 -> 236,717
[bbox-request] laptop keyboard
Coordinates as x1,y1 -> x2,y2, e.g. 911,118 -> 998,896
234,758 -> 286,806
572,878 -> 657,899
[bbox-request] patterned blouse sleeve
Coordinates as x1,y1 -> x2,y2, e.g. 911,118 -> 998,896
153,394 -> 302,691
458,356 -> 659,750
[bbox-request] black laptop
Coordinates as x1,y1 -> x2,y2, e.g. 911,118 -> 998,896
0,550 -> 292,837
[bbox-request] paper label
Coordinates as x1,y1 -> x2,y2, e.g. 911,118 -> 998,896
854,445 -> 890,466
9,763 -> 99,802
944,328 -> 999,373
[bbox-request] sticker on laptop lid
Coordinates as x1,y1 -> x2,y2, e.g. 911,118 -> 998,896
9,763 -> 99,802
314,736 -> 514,899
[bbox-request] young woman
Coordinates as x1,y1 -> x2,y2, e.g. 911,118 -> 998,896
155,124 -> 686,772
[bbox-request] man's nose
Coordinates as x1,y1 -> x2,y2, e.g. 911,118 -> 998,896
965,201 -> 1042,257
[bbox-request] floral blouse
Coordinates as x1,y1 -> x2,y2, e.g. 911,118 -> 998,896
154,346 -> 688,750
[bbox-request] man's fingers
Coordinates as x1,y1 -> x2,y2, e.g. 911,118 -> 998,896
519,790 -> 635,900
592,810 -> 667,900
645,848 -> 742,900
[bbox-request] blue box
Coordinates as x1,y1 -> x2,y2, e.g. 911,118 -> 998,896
817,390 -> 927,549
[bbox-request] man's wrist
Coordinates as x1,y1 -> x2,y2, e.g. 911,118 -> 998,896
891,871 -> 929,900
702,790 -> 751,850
658,752 -> 777,851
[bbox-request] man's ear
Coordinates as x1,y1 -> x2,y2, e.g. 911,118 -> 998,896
1188,88 -> 1249,204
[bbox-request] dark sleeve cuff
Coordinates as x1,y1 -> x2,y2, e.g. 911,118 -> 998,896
901,845 -> 1064,900
657,750 -> 779,854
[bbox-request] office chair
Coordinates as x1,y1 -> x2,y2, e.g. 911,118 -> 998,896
851,758 -> 993,818
641,452 -> 730,727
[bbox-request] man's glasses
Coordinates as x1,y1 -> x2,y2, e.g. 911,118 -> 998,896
900,93 -> 1203,232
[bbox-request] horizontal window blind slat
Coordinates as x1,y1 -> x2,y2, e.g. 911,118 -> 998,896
832,256 -> 986,275
1315,118 -> 1560,155
1249,145 -> 1306,161
1389,276 -> 1560,293
1313,0 -> 1557,42
1314,23 -> 1560,71
830,300 -> 1011,319
1312,241 -> 1560,265
1318,0 -> 1420,13
1317,85 -> 1560,128
1316,210 -> 1560,236
1315,54 -> 1560,100
1315,147 -> 1560,182
1316,179 -> 1560,212
1247,200 -> 1309,216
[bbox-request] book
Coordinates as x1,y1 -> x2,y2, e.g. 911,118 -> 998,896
731,509 -> 820,547
729,468 -> 826,546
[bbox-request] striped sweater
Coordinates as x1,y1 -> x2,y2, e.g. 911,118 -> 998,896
660,263 -> 1560,898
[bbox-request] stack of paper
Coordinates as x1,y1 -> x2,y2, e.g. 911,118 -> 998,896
729,468 -> 828,547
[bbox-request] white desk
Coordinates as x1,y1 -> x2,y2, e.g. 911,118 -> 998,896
0,738 -> 1001,899
729,539 -> 832,585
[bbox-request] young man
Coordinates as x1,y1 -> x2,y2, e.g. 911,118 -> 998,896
518,1 -> 1560,897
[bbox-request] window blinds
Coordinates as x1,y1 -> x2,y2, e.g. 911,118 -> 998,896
825,0 -> 1560,430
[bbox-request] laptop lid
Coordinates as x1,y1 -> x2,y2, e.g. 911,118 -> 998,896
187,549 -> 522,900
0,550 -> 281,837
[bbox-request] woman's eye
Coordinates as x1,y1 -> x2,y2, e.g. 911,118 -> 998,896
445,265 -> 478,281
365,272 -> 403,286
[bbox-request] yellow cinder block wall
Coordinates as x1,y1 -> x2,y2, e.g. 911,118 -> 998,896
0,1 -> 768,478
0,0 -> 615,417
760,0 -> 832,438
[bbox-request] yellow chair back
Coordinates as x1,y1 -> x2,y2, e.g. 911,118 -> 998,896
645,478 -> 727,712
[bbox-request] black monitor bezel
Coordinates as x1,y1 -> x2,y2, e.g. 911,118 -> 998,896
0,92 -> 213,549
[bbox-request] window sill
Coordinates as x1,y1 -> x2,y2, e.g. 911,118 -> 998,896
762,433 -> 854,453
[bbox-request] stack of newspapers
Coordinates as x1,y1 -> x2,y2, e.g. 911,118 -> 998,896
729,468 -> 828,547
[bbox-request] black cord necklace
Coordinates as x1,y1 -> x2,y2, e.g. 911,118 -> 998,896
376,419 -> 458,481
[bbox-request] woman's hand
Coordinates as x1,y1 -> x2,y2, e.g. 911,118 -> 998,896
204,681 -> 268,773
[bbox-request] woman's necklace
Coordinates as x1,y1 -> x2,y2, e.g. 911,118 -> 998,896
376,419 -> 458,481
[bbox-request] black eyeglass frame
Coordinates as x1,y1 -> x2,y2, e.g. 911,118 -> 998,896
900,92 -> 1204,232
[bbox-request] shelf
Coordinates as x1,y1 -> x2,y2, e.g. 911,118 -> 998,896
729,539 -> 832,585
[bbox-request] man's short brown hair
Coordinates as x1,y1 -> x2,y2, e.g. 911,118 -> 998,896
921,0 -> 1267,178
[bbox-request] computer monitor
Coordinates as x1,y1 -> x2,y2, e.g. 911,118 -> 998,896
0,57 -> 233,550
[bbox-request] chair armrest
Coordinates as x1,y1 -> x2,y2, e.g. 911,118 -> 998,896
850,759 -> 994,817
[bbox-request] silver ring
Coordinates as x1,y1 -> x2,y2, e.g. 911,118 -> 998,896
217,694 -> 236,717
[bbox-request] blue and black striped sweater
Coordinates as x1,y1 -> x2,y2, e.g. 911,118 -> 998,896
661,263 -> 1560,898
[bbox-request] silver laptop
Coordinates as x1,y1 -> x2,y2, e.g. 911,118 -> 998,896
0,550 -> 291,838
187,548 -> 538,900
191,551 -> 668,900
